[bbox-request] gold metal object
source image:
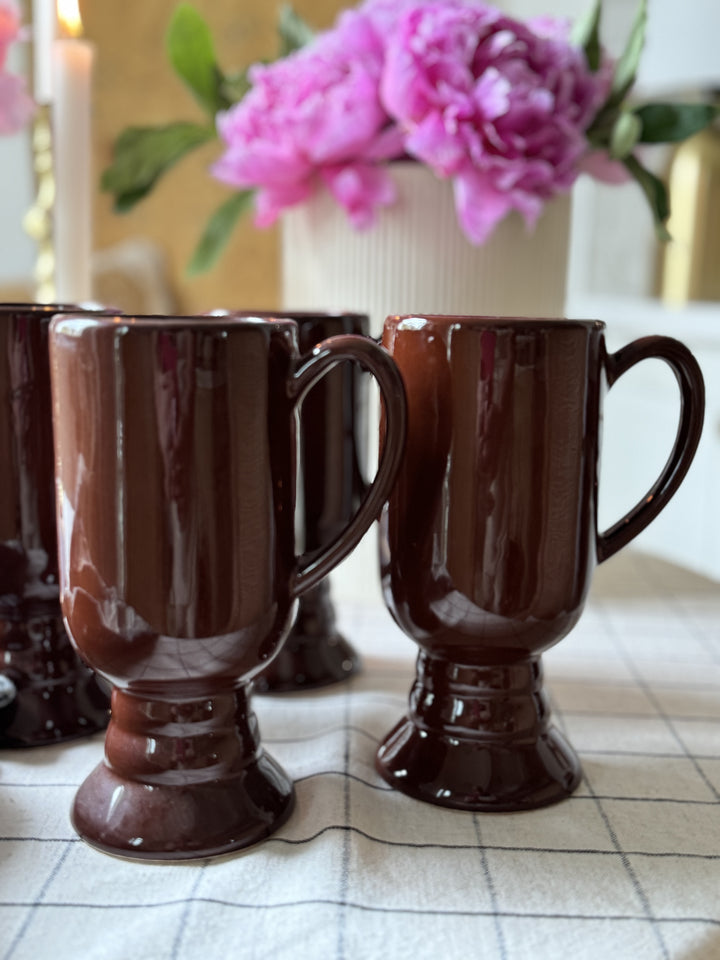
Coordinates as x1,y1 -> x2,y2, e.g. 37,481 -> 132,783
661,113 -> 720,305
22,104 -> 56,303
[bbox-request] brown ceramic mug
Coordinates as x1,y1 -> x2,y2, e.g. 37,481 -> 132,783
49,314 -> 406,860
223,310 -> 370,693
376,315 -> 705,811
0,303 -> 109,747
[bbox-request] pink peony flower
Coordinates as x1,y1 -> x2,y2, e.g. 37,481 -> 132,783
381,1 -> 611,243
212,9 -> 404,228
0,0 -> 34,136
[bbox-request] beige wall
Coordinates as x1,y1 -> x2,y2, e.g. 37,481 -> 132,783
85,1 -> 346,313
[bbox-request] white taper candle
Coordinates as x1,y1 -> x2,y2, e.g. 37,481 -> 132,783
32,0 -> 56,104
52,0 -> 94,303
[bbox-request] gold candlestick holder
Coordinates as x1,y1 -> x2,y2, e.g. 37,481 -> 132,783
23,104 -> 56,303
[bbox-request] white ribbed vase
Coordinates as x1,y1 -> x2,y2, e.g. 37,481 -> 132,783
281,162 -> 571,337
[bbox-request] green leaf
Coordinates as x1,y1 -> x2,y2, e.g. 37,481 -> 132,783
101,122 -> 215,213
187,191 -> 255,276
623,154 -> 671,242
610,0 -> 647,104
571,1 -> 602,72
167,3 -> 230,116
609,110 -> 642,159
277,4 -> 315,57
635,102 -> 719,144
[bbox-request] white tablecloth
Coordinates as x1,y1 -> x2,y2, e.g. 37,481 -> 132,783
1,551 -> 719,960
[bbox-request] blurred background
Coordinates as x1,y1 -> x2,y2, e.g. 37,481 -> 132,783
1,0 -> 719,586
1,0 -> 718,311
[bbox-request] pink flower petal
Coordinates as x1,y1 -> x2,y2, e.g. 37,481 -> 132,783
212,7 -> 403,228
321,163 -> 396,229
580,149 -> 632,184
453,170 -> 514,244
254,180 -> 315,227
405,113 -> 465,175
361,123 -> 406,161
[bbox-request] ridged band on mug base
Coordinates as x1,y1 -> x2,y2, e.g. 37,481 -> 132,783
0,609 -> 109,748
375,653 -> 582,811
71,685 -> 295,860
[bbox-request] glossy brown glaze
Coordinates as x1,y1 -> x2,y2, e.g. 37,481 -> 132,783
0,304 -> 109,747
377,315 -> 705,811
50,314 -> 406,859
229,312 -> 369,693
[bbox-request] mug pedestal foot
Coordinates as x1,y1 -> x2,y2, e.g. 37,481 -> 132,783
254,581 -> 360,693
376,653 -> 581,811
72,686 -> 294,860
0,611 -> 109,748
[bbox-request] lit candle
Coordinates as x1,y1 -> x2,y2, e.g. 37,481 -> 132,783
52,0 -> 94,304
33,0 -> 57,104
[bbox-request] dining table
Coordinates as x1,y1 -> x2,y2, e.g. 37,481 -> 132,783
1,548 -> 719,960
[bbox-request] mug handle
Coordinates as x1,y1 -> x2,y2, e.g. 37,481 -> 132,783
597,336 -> 705,563
288,334 -> 407,596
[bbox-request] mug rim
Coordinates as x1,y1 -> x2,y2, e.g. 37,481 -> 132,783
0,302 -> 100,314
49,313 -> 299,332
211,309 -> 370,323
386,315 -> 604,331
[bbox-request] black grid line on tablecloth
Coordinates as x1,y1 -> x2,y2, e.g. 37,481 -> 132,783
578,587 -> 718,960
170,864 -> 208,960
1,552 -> 719,960
2,900 -> 720,924
472,814 -> 508,959
543,682 -> 668,960
3,840 -> 75,960
335,680 -> 352,960
583,764 -> 671,959
596,601 -> 720,805
3,812 -> 720,860
4,829 -> 720,859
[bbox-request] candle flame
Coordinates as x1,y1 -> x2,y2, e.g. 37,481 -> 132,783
57,0 -> 84,38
